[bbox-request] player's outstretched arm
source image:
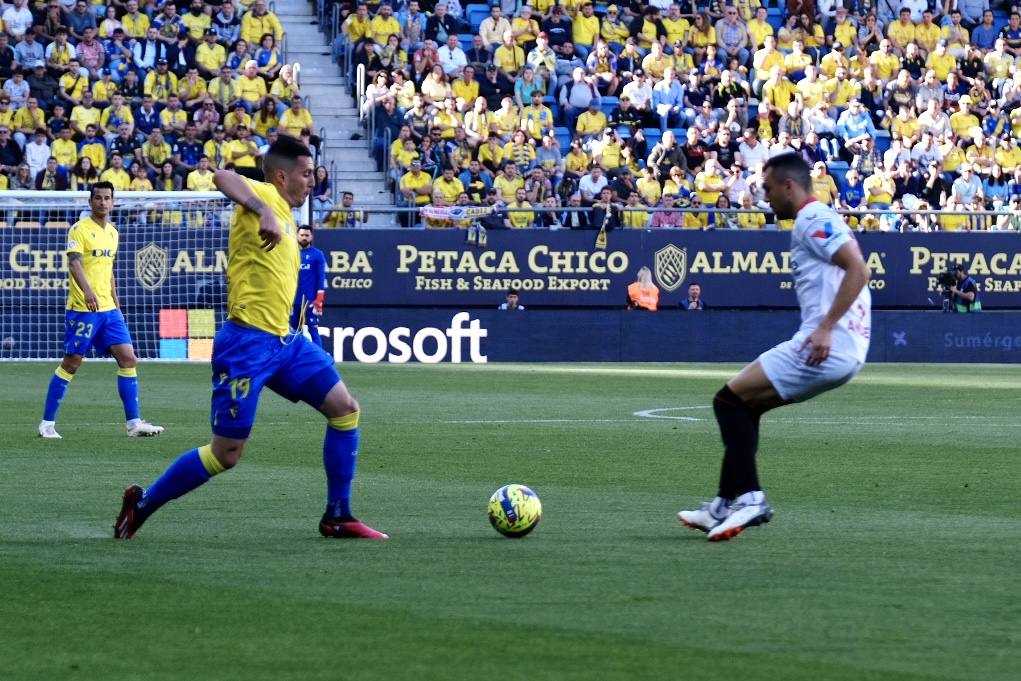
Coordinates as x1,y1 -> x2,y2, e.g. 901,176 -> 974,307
68,253 -> 100,312
213,169 -> 283,251
800,241 -> 870,367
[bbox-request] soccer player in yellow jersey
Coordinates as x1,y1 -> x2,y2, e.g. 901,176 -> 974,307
114,136 -> 387,541
38,183 -> 164,440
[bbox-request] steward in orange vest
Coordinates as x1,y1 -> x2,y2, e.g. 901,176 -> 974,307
627,267 -> 659,311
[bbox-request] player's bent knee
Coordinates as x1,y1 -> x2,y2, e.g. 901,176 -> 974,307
61,355 -> 83,373
319,382 -> 359,419
211,436 -> 246,469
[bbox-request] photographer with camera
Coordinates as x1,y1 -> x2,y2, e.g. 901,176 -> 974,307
943,264 -> 982,313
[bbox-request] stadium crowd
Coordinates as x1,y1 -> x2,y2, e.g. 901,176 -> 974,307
346,0 -> 1021,231
0,0 -> 321,202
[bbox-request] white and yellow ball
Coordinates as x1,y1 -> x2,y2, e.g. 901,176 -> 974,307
488,484 -> 542,538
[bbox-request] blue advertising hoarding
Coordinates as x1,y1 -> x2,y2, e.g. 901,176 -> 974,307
2,226 -> 1020,311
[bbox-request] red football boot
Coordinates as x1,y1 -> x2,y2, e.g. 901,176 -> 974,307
318,515 -> 389,540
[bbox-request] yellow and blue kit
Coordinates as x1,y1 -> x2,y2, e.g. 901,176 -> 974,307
210,179 -> 340,440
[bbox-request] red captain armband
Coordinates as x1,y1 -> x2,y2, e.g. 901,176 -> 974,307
314,292 -> 325,306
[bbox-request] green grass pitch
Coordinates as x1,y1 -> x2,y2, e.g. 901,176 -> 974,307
2,362 -> 1019,681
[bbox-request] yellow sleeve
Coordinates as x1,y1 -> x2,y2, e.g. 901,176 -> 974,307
66,224 -> 86,255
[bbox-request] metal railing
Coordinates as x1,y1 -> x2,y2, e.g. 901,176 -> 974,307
304,204 -> 1021,230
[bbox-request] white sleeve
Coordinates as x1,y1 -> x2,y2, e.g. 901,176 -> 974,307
798,209 -> 853,263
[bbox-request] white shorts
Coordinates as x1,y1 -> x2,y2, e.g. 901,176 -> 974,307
758,338 -> 864,403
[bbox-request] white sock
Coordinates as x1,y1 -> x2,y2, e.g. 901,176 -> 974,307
709,496 -> 731,519
735,490 -> 766,506
40,419 -> 55,427
126,418 -> 141,428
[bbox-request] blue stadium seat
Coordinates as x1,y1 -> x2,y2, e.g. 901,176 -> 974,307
826,160 -> 849,188
875,130 -> 891,155
467,5 -> 490,32
600,96 -> 619,116
459,34 -> 474,51
643,128 -> 661,148
555,126 -> 571,150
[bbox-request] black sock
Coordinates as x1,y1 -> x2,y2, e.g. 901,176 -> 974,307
714,385 -> 762,500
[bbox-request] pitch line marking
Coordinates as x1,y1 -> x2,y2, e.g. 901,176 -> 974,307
443,418 -> 640,425
633,407 -> 711,422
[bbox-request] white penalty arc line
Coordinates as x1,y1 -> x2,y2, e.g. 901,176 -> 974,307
633,406 -> 712,422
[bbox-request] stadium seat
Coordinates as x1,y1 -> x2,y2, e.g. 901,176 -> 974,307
554,126 -> 571,150
467,5 -> 489,32
14,221 -> 42,229
875,130 -> 891,155
45,221 -> 71,230
600,96 -> 619,116
643,128 -> 661,149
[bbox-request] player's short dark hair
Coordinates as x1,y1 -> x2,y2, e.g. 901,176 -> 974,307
90,181 -> 115,199
508,287 -> 519,295
762,153 -> 812,191
297,224 -> 313,233
263,134 -> 312,177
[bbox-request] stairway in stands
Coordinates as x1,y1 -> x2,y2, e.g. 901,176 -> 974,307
275,0 -> 393,226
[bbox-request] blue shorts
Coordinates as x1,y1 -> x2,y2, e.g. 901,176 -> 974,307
64,309 -> 134,357
290,302 -> 319,329
210,321 -> 341,439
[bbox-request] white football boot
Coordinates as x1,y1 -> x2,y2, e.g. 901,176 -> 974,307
677,497 -> 731,533
38,420 -> 62,439
126,420 -> 165,437
706,491 -> 773,542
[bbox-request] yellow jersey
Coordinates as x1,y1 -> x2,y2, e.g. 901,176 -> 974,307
100,167 -> 131,190
121,13 -> 150,38
572,15 -> 599,47
506,201 -> 535,228
494,174 -> 524,201
621,207 -> 648,228
187,169 -> 217,191
746,19 -> 772,48
926,52 -> 956,81
433,176 -> 465,203
52,138 -> 78,167
662,17 -> 690,45
197,43 -> 227,73
238,75 -> 268,103
226,179 -> 299,336
279,106 -> 314,136
66,216 -> 118,312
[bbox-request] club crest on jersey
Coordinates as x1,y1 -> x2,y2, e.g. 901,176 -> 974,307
135,242 -> 169,291
654,244 -> 687,292
811,222 -> 837,240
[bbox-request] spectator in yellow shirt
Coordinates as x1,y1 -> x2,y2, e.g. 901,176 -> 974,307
186,155 -> 217,190
100,153 -> 131,189
368,3 -> 400,46
575,101 -> 607,141
572,3 -> 599,58
237,60 -> 268,111
182,0 -> 211,42
400,158 -> 433,205
240,0 -> 283,45
52,127 -> 78,169
886,9 -> 915,57
494,30 -> 525,75
505,188 -> 535,228
279,96 -> 314,138
197,29 -> 227,79
226,125 -> 260,169
511,6 -> 540,51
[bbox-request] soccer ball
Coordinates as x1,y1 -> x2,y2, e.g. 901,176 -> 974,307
488,484 -> 542,538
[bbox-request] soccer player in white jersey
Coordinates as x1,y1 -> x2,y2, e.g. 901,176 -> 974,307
678,153 -> 872,541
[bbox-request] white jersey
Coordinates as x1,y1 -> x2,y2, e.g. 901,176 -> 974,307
790,199 -> 871,363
